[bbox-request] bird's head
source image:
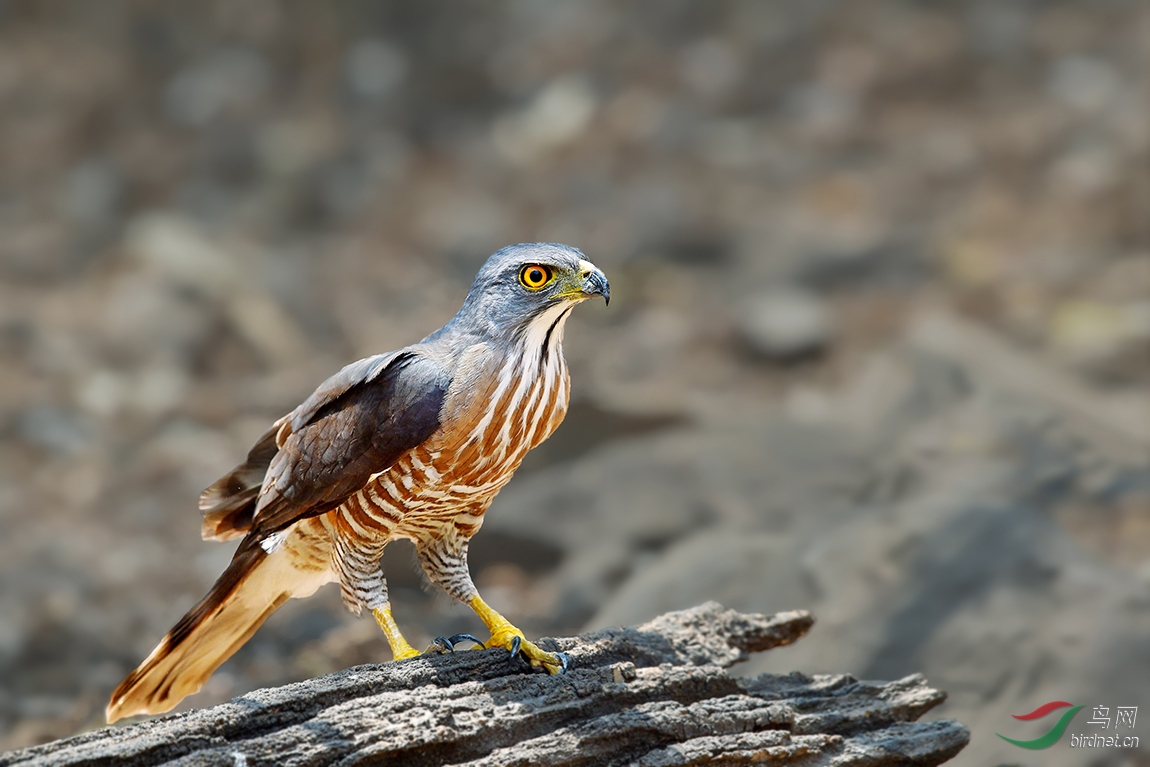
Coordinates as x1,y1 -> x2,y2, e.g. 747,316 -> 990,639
452,243 -> 610,339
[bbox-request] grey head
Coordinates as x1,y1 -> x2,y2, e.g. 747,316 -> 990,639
438,243 -> 610,341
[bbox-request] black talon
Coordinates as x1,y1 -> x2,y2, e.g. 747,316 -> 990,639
555,651 -> 570,673
446,633 -> 484,649
428,636 -> 455,654
428,633 -> 485,654
508,635 -> 522,658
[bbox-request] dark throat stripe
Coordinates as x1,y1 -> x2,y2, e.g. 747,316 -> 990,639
539,306 -> 573,373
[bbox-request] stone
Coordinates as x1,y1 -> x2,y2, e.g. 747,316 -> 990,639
738,287 -> 834,361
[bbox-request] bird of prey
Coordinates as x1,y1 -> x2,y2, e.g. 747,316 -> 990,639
106,243 -> 609,722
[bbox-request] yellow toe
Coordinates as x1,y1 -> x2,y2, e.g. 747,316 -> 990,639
468,595 -> 567,673
486,629 -> 566,674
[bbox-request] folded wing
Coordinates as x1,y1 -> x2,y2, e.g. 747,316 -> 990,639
200,349 -> 448,542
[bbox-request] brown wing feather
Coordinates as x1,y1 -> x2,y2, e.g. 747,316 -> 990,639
250,351 -> 447,537
196,350 -> 447,544
199,426 -> 281,541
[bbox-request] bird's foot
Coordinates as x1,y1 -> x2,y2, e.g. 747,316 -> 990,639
485,628 -> 570,674
466,594 -> 570,673
425,633 -> 485,655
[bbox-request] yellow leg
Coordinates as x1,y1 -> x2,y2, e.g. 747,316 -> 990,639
372,606 -> 420,661
467,594 -> 568,674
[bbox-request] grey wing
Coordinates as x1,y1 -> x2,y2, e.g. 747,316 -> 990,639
286,351 -> 402,433
201,350 -> 449,542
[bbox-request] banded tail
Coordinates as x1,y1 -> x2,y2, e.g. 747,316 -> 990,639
106,537 -> 327,723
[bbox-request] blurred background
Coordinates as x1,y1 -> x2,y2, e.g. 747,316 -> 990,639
0,2 -> 1146,765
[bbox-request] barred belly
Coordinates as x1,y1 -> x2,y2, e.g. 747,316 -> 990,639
323,310 -> 572,611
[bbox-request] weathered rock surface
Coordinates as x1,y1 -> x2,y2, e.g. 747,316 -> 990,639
0,604 -> 968,767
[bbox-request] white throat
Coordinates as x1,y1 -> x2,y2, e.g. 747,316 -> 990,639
522,302 -> 575,361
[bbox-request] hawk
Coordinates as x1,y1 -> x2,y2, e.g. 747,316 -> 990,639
107,244 -> 609,722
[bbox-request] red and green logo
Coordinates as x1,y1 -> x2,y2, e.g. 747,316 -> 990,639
997,701 -> 1085,749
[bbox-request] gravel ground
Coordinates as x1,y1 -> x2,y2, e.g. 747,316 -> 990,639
0,3 -> 1147,766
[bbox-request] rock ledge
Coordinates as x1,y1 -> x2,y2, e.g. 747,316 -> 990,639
0,603 -> 968,766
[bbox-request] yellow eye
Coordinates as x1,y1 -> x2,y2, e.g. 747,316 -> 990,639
518,264 -> 554,290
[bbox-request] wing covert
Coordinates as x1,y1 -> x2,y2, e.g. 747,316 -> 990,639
249,350 -> 449,538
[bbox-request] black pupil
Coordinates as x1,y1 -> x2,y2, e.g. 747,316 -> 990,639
529,268 -> 543,283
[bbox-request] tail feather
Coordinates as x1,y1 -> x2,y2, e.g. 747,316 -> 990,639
106,537 -> 326,723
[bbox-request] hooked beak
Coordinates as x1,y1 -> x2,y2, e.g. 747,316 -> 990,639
578,260 -> 611,306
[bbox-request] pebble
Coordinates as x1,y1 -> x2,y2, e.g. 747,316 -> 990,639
737,287 -> 834,361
